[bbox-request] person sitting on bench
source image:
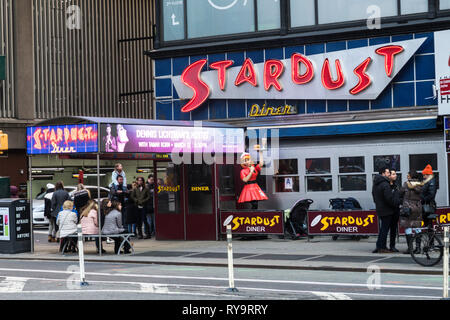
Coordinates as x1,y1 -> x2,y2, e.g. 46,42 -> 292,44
57,200 -> 78,253
101,199 -> 132,254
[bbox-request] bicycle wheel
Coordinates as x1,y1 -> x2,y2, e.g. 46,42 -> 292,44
410,232 -> 443,267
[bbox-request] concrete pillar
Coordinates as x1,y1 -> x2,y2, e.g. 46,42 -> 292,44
13,0 -> 35,120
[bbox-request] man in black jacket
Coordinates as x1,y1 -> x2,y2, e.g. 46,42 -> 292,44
372,167 -> 400,253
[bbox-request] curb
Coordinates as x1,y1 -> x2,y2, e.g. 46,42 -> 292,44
0,255 -> 443,276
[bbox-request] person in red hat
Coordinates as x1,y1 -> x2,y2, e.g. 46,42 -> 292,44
238,146 -> 268,209
421,164 -> 437,224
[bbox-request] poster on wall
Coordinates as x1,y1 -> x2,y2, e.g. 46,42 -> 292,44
435,29 -> 450,115
0,207 -> 10,241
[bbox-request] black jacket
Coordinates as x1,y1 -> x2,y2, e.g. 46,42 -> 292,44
50,189 -> 70,218
372,175 -> 399,217
421,176 -> 437,205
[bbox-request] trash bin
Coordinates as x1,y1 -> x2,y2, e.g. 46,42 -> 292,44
0,198 -> 31,254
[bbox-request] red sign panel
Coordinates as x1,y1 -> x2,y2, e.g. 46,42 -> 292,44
220,210 -> 284,235
440,78 -> 450,96
308,210 -> 379,235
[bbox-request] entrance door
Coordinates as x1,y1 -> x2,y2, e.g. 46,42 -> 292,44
184,163 -> 217,240
154,162 -> 184,240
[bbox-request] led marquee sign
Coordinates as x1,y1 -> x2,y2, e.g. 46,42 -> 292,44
172,38 -> 426,113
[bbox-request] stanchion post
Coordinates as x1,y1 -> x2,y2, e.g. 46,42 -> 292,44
443,226 -> 449,300
224,215 -> 238,293
77,224 -> 88,287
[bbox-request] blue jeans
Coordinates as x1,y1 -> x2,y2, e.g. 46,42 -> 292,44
146,213 -> 155,235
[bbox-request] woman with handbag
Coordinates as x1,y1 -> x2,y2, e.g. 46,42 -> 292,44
399,172 -> 423,254
421,165 -> 437,226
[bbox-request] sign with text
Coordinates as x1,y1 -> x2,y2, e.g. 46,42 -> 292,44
308,210 -> 379,235
27,124 -> 98,155
248,103 -> 298,117
15,204 -> 30,241
173,38 -> 426,112
220,210 -> 284,235
100,123 -> 244,154
435,30 -> 450,115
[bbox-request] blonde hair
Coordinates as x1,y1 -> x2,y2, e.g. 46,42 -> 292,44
62,201 -> 74,210
80,200 -> 97,218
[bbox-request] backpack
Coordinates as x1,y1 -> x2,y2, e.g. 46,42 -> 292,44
343,197 -> 362,210
329,198 -> 344,210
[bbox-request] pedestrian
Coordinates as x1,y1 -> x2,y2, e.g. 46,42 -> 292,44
56,200 -> 78,253
372,167 -> 400,254
10,186 -> 19,198
110,163 -> 127,187
50,181 -> 70,242
73,184 -> 91,217
36,187 -> 46,198
388,169 -> 400,252
109,175 -> 128,207
130,176 -> 151,239
101,200 -> 132,254
399,172 -> 423,254
421,164 -> 437,227
80,200 -> 105,254
146,174 -> 155,236
44,183 -> 55,242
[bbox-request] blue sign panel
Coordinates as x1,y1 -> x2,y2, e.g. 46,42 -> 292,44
27,124 -> 98,155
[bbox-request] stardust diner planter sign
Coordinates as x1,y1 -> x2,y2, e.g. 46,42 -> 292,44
172,38 -> 426,112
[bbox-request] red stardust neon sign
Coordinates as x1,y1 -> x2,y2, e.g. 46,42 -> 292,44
179,45 -> 405,113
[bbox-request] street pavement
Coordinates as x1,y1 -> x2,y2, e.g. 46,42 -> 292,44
0,230 -> 446,276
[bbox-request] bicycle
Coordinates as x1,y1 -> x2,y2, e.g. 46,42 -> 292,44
410,215 -> 445,267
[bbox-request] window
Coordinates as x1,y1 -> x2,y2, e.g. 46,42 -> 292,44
274,159 -> 299,192
401,0 -> 429,14
187,164 -> 213,214
373,155 -> 402,188
306,158 -> 332,192
440,0 -> 450,10
339,157 -> 366,191
290,0 -> 316,28
409,154 -> 439,189
219,165 -> 235,196
157,164 -> 182,214
161,0 -> 281,43
317,0 -> 397,24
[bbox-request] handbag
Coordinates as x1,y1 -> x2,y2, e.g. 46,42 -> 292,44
400,206 -> 411,218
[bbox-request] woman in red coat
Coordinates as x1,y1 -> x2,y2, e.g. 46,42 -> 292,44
238,147 -> 268,209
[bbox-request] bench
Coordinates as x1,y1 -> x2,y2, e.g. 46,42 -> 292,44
61,233 -> 135,256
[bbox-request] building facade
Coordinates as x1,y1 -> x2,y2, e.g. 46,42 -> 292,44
148,0 -> 450,211
0,0 -> 155,187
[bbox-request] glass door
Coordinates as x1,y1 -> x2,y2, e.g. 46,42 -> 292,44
154,161 -> 184,240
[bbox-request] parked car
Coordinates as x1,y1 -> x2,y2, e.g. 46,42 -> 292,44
32,185 -> 110,226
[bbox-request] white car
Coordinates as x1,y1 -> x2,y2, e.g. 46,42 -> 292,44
32,186 -> 110,226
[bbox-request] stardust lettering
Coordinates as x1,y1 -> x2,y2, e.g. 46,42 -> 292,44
320,215 -> 375,231
179,45 -> 406,112
231,215 -> 281,231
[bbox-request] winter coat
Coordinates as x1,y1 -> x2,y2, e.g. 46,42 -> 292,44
130,186 -> 150,208
102,209 -> 125,235
56,209 -> 78,238
109,183 -> 129,206
51,189 -> 70,218
372,174 -> 399,217
80,209 -> 99,235
421,175 -> 437,207
399,180 -> 423,228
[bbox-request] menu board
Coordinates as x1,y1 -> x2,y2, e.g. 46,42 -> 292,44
0,207 -> 10,241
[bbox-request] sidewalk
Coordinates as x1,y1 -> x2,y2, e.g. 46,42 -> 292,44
0,232 -> 446,275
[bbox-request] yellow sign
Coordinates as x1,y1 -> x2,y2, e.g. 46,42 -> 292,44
319,215 -> 375,231
231,215 -> 281,231
0,131 -> 8,151
191,186 -> 210,192
249,104 -> 297,117
157,185 -> 180,193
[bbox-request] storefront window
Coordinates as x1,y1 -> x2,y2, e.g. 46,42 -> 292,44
409,154 -> 439,189
186,0 -> 255,39
440,0 -> 450,10
274,159 -> 299,193
306,176 -> 333,192
401,0 -> 429,14
187,164 -> 213,214
306,158 -> 330,174
156,164 -> 182,214
317,0 -> 397,24
374,155 -> 401,173
339,157 -> 366,191
257,0 -> 281,31
290,0 -> 316,28
162,0 -> 185,41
